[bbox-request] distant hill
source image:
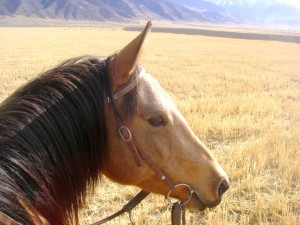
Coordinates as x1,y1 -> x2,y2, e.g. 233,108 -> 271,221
0,0 -> 300,26
0,0 -> 235,22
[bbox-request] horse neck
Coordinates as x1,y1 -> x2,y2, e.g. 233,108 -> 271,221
0,57 -> 110,224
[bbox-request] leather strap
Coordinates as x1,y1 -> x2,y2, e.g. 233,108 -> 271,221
171,203 -> 186,225
131,136 -> 175,190
117,119 -> 175,190
181,204 -> 186,225
90,191 -> 149,225
108,70 -> 176,189
171,203 -> 181,225
118,124 -> 142,167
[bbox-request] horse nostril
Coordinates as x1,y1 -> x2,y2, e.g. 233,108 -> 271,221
218,179 -> 229,197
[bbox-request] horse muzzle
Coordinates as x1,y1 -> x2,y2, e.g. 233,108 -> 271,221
188,178 -> 230,210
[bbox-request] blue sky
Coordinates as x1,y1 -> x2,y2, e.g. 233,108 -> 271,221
207,0 -> 300,7
283,0 -> 300,7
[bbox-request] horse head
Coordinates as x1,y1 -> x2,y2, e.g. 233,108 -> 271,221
103,22 -> 229,210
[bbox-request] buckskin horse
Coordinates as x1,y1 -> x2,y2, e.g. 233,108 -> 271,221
0,22 -> 229,225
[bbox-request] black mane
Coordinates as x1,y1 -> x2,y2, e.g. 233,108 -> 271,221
0,56 -> 111,224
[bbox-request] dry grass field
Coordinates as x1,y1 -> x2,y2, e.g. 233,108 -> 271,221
0,25 -> 299,225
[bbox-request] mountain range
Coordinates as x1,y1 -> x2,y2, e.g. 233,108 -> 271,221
0,0 -> 300,26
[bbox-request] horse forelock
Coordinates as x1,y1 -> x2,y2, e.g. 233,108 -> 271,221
0,56 -> 111,225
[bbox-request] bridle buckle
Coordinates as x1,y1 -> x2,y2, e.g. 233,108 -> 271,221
119,126 -> 132,142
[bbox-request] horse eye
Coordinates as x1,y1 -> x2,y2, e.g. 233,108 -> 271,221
148,115 -> 167,127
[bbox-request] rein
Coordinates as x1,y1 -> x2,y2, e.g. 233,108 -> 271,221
91,64 -> 193,225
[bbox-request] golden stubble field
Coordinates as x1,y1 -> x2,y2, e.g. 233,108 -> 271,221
0,25 -> 299,225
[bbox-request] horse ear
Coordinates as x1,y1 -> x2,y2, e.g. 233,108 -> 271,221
109,21 -> 152,90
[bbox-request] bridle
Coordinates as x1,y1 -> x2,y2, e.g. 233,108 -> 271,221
91,63 -> 194,225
